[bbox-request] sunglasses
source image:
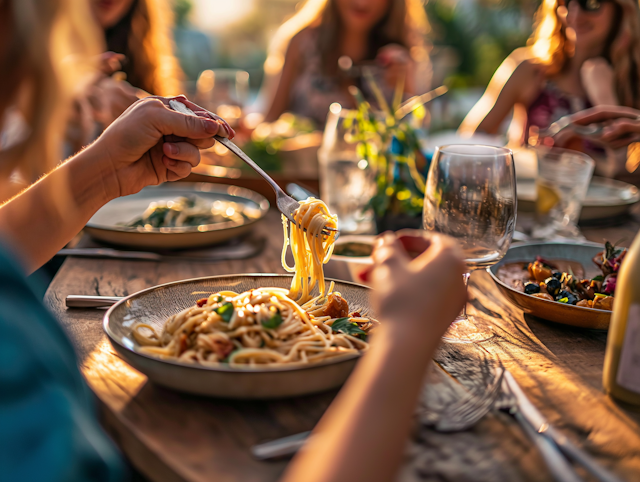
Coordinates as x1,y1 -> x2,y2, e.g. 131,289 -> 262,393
563,0 -> 611,12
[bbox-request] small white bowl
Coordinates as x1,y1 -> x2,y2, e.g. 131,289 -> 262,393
329,235 -> 375,286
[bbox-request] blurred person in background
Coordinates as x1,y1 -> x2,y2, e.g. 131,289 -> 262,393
261,0 -> 432,126
65,0 -> 185,154
91,0 -> 183,96
459,0 -> 640,176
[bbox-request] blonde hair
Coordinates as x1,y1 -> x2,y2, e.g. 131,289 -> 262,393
108,0 -> 183,95
264,0 -> 430,76
0,0 -> 102,186
528,0 -> 640,108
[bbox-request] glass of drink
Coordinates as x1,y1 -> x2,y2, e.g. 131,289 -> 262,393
318,103 -> 376,234
194,69 -> 249,128
423,145 -> 517,343
532,147 -> 595,240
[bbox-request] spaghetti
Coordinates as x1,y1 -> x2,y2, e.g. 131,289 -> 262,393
132,198 -> 372,367
282,197 -> 338,304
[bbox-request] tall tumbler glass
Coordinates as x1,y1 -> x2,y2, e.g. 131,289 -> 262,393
318,103 -> 376,234
423,145 -> 517,343
532,147 -> 595,241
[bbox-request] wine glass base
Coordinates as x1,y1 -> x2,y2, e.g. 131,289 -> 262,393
442,317 -> 495,344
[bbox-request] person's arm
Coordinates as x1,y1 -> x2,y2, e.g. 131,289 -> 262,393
0,96 -> 233,273
581,58 -> 618,107
263,34 -> 303,123
282,232 -> 467,482
458,52 -> 544,136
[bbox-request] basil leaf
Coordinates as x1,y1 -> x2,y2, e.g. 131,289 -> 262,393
262,310 -> 283,329
558,297 -> 569,304
216,295 -> 223,303
331,317 -> 367,340
214,302 -> 234,322
591,275 -> 604,282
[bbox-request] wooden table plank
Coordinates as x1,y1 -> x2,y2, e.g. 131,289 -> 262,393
45,209 -> 640,482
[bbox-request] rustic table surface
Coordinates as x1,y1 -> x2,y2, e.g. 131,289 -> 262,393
45,208 -> 640,482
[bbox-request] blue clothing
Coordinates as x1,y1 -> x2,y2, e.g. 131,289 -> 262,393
0,244 -> 125,481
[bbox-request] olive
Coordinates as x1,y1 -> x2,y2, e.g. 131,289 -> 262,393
545,277 -> 562,296
556,290 -> 578,305
552,272 -> 563,280
524,282 -> 541,294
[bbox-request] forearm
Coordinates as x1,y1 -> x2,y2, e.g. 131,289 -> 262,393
0,145 -> 116,273
282,323 -> 441,482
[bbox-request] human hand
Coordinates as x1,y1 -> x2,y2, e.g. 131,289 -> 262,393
571,105 -> 640,149
89,95 -> 235,199
98,51 -> 126,76
377,44 -> 412,92
370,230 -> 466,339
87,76 -> 140,127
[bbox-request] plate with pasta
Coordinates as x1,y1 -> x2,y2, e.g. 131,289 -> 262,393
103,197 -> 378,398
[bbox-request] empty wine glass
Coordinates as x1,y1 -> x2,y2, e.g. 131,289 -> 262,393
423,145 -> 517,343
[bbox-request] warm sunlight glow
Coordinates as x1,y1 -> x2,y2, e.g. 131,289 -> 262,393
191,0 -> 256,32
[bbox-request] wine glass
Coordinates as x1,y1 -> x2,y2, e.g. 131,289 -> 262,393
423,145 -> 517,343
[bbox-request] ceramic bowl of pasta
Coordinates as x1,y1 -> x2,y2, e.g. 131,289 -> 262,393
103,274 -> 374,399
488,242 -> 620,330
85,182 -> 269,249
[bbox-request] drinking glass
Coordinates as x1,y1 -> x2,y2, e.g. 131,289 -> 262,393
318,103 -> 376,234
194,69 -> 249,128
532,147 -> 595,241
423,145 -> 517,343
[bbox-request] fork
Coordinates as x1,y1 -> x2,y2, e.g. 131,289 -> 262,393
168,100 -> 338,238
251,367 -> 504,460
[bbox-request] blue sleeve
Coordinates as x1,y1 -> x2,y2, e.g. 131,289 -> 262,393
0,250 -> 126,482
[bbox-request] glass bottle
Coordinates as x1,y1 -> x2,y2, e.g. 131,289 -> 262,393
603,231 -> 640,405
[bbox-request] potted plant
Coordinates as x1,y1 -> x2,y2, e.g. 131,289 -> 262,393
346,75 -> 446,232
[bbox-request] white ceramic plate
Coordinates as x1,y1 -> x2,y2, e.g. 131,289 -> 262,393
517,176 -> 639,220
86,183 -> 269,249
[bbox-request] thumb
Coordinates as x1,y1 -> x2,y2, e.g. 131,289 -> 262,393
372,232 -> 410,269
150,99 -> 223,139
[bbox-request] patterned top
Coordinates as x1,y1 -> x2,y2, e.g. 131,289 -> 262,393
525,81 -> 591,143
288,29 -> 394,127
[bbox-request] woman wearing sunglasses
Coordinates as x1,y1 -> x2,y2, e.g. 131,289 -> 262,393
459,0 -> 640,152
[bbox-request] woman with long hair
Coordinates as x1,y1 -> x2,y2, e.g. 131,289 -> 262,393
91,0 -> 183,96
459,0 -> 640,148
262,0 -> 431,125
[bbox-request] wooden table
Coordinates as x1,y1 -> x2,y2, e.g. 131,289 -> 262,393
45,209 -> 640,482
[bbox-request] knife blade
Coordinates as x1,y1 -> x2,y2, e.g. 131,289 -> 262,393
504,371 -> 622,482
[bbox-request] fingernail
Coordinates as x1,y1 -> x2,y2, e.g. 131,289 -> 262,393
165,143 -> 178,155
219,121 -> 231,137
205,119 -> 219,134
166,159 -> 177,167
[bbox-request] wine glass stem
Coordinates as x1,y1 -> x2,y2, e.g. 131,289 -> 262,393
460,272 -> 470,319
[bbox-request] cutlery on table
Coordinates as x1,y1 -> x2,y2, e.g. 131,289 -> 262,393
499,370 -> 622,482
251,367 -> 504,460
57,237 -> 264,262
66,295 -> 122,308
169,100 -> 339,239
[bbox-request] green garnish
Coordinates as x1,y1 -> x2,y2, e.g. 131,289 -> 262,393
262,309 -> 283,329
558,297 -> 569,304
331,317 -> 367,340
594,293 -> 607,299
592,275 -> 604,282
216,295 -> 223,302
214,302 -> 234,322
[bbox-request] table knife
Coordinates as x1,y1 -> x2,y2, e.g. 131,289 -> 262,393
503,371 -> 623,482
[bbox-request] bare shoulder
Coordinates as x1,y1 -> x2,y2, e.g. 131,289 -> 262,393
287,28 -> 315,57
504,49 -> 546,82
